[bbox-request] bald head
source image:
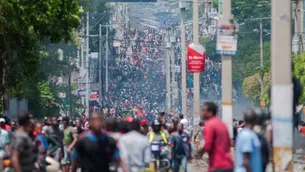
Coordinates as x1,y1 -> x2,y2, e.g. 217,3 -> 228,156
89,112 -> 103,132
243,109 -> 258,125
89,112 -> 102,119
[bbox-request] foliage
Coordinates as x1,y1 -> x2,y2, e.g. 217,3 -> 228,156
262,72 -> 271,106
0,0 -> 83,115
242,74 -> 261,101
203,41 -> 220,62
294,53 -> 305,103
231,0 -> 271,88
28,82 -> 61,117
212,0 -> 218,10
232,0 -> 271,22
242,71 -> 271,104
203,0 -> 272,88
231,0 -> 271,85
200,36 -> 209,42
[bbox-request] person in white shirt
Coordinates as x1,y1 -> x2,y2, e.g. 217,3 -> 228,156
118,118 -> 150,172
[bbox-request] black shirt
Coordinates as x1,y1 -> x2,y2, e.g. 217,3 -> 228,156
77,127 -> 84,135
73,131 -> 119,172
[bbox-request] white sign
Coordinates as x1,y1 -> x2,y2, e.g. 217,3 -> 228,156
90,52 -> 98,59
161,65 -> 165,74
113,41 -> 121,47
175,65 -> 180,73
216,25 -> 238,56
77,89 -> 86,97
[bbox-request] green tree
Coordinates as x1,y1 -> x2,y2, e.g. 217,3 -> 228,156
0,0 -> 83,112
294,53 -> 305,103
231,0 -> 271,86
204,0 -> 271,87
242,71 -> 271,104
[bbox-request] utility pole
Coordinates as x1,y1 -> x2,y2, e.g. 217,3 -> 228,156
68,48 -> 73,119
68,72 -> 73,118
293,0 -> 304,54
105,26 -> 109,92
165,29 -> 171,114
98,24 -> 103,112
248,17 -> 270,106
259,19 -> 264,105
85,12 -> 90,116
193,0 -> 200,124
81,24 -> 85,68
271,0 -> 293,171
170,29 -> 176,113
180,4 -> 187,116
166,50 -> 171,114
221,0 -> 233,138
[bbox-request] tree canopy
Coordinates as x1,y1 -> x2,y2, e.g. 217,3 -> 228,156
294,53 -> 305,104
0,0 -> 115,117
0,0 -> 82,101
242,71 -> 271,104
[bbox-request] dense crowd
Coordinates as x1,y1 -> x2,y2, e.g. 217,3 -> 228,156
104,27 -> 166,119
0,100 -> 275,172
99,24 -> 229,119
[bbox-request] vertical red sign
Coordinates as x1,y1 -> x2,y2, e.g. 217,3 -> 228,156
187,43 -> 206,72
90,91 -> 98,100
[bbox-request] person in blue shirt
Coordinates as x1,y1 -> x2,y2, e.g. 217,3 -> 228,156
235,109 -> 263,172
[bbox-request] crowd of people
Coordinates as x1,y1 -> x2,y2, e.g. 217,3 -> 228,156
0,101 -> 274,172
98,22 -> 245,120
0,11 -> 268,172
105,27 -> 166,119
0,109 -> 191,172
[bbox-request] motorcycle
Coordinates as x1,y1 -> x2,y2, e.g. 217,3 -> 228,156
150,140 -> 170,172
2,154 -> 11,172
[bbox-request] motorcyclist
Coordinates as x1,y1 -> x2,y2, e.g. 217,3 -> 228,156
147,119 -> 170,171
147,119 -> 168,144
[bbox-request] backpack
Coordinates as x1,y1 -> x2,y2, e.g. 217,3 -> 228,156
256,133 -> 269,166
172,133 -> 189,158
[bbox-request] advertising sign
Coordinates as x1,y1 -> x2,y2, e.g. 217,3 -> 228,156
77,89 -> 86,97
90,91 -> 98,100
187,43 -> 206,72
216,24 -> 238,56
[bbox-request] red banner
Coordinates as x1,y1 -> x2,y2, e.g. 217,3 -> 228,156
187,43 -> 206,72
90,91 -> 98,100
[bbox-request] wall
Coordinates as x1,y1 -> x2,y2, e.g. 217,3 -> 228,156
7,98 -> 28,120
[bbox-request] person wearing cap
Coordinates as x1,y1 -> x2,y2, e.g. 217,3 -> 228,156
58,117 -> 64,131
0,117 -> 10,171
0,118 -> 10,131
140,119 -> 148,135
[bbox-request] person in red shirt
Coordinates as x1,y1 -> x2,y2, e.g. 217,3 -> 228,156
196,102 -> 233,172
